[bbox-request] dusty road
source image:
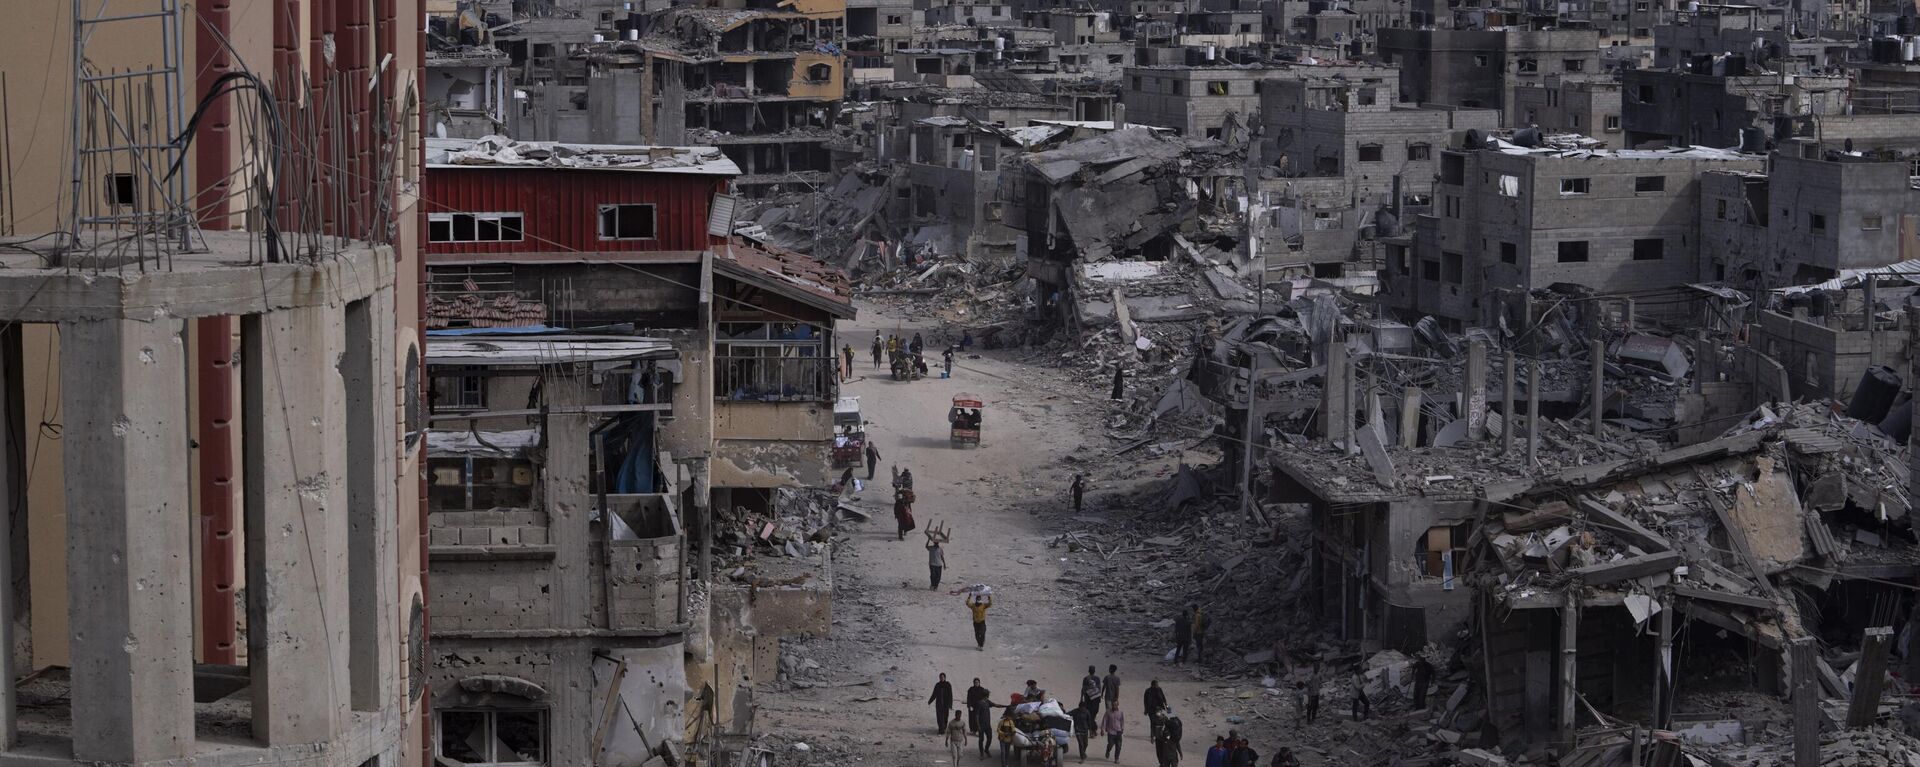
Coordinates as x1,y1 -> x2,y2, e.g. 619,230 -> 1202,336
759,301 -> 1299,766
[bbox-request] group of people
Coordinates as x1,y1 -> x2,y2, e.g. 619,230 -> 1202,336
1203,733 -> 1299,767
926,668 -> 1204,766
870,330 -> 964,379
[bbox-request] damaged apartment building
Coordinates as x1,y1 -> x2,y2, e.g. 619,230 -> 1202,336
422,136 -> 851,764
461,0 -> 851,198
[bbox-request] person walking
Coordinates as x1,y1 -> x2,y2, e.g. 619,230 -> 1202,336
865,442 -> 880,481
927,539 -> 946,591
1101,665 -> 1121,715
1079,666 -> 1104,726
871,332 -> 883,369
968,592 -> 992,650
1305,677 -> 1321,723
942,346 -> 955,377
930,673 -> 955,734
1204,737 -> 1229,767
1190,605 -> 1209,663
1349,666 -> 1370,721
1071,474 -> 1086,515
1412,654 -> 1434,711
1111,367 -> 1125,401
1172,608 -> 1193,664
1143,680 -> 1168,741
1070,702 -> 1094,762
1100,707 -> 1124,762
968,679 -> 1000,758
841,343 -> 855,382
912,332 -> 925,356
947,711 -> 968,764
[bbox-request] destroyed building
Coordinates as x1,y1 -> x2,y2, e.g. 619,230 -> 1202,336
1383,136 -> 1763,328
1698,140 -> 1920,287
1510,76 -> 1623,138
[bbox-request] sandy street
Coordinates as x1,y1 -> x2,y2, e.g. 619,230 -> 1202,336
757,300 -> 1303,766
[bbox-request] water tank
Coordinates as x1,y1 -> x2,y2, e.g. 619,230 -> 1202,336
1875,37 -> 1903,63
1737,126 -> 1766,153
1511,127 -> 1541,147
1847,365 -> 1904,422
1807,289 -> 1831,317
1880,391 -> 1914,442
1905,35 -> 1919,61
1463,129 -> 1485,149
1207,45 -> 1217,61
592,33 -> 605,43
627,29 -> 639,41
1724,54 -> 1747,76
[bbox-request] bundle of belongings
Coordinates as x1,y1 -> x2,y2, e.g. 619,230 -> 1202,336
1009,698 -> 1073,750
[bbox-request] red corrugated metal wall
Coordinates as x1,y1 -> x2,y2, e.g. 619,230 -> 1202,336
425,168 -> 727,255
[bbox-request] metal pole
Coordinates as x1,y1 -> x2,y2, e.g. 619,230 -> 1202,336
1591,338 -> 1606,438
1240,353 -> 1259,521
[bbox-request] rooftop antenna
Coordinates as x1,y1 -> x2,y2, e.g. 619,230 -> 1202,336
61,0 -> 197,269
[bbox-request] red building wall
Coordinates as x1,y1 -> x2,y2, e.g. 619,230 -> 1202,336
425,167 -> 729,256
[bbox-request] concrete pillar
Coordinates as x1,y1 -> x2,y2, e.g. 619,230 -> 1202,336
1846,627 -> 1893,727
1466,340 -> 1487,441
1527,358 -> 1541,467
1654,597 -> 1674,729
1322,337 -> 1349,446
1591,339 -> 1606,438
1400,387 -> 1422,449
242,306 -> 350,745
1866,278 -> 1878,369
1501,351 -> 1515,454
1791,637 -> 1821,767
1622,298 -> 1635,333
1557,596 -> 1579,749
62,318 -> 194,762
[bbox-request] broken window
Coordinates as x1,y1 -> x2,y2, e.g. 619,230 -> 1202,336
1716,199 -> 1728,220
429,456 -> 537,512
1443,196 -> 1460,218
1172,80 -> 1184,95
1810,213 -> 1827,233
1473,54 -> 1489,67
1557,240 -> 1590,262
1564,58 -> 1585,72
1415,523 -> 1472,579
806,63 -> 832,82
596,204 -> 657,240
1109,54 -> 1124,64
440,709 -> 547,765
716,321 -> 831,401
106,172 -> 137,207
1440,153 -> 1464,184
1636,84 -> 1655,104
1357,144 -> 1383,162
887,14 -> 904,23
1863,214 -> 1884,230
1634,175 -> 1666,193
1560,177 -> 1590,195
1421,259 -> 1441,281
433,369 -> 487,410
1632,238 -> 1664,260
1207,81 -> 1230,96
430,213 -> 525,243
1498,175 -> 1520,197
1605,115 -> 1621,131
1441,251 -> 1464,284
1312,262 -> 1343,278
915,58 -> 942,75
1500,241 -> 1517,264
1515,58 -> 1538,73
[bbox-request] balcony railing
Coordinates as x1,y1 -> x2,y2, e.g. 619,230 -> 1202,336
718,355 -> 834,402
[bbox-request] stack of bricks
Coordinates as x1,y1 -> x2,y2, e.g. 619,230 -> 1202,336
1821,727 -> 1920,767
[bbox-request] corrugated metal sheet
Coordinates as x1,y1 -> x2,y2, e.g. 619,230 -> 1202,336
425,167 -> 727,256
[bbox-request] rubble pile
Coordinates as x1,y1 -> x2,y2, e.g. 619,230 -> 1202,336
1820,727 -> 1920,767
714,486 -> 841,584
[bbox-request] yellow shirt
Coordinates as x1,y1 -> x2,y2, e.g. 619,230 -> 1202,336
969,598 -> 992,623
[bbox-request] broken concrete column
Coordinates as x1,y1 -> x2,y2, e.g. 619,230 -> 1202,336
1322,336 -> 1349,446
1655,596 -> 1674,729
1466,340 -> 1487,441
1845,627 -> 1894,728
1501,351 -> 1515,454
62,318 -> 195,762
242,305 -> 351,746
1528,358 -> 1541,467
1590,339 -> 1606,438
1400,387 -> 1422,449
1791,637 -> 1821,767
1557,595 -> 1578,750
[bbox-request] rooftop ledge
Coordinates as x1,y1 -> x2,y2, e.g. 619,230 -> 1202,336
0,230 -> 392,322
